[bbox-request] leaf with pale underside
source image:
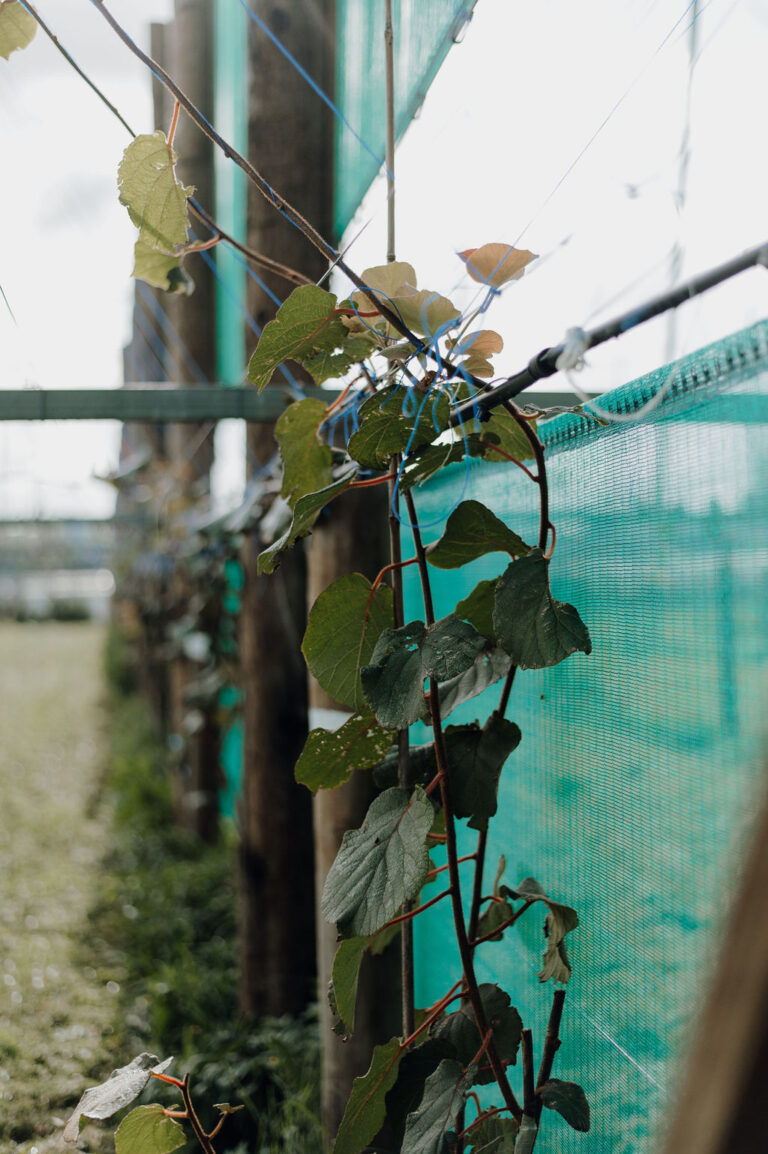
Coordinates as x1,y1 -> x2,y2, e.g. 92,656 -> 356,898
333,1038 -> 404,1154
276,398 -> 333,507
458,243 -> 537,288
118,132 -> 192,254
449,330 -> 504,379
302,573 -> 394,711
257,465 -> 357,574
402,1059 -> 469,1153
391,288 -> 461,338
431,984 -> 522,1085
362,615 -> 486,730
493,549 -> 591,669
114,1105 -> 185,1154
321,786 -> 433,937
295,711 -> 393,792
502,877 -> 579,983
438,646 -> 511,718
426,500 -> 529,569
347,384 -> 451,470
0,1 -> 36,59
539,1079 -> 591,1132
132,238 -> 193,294
63,1054 -> 173,1143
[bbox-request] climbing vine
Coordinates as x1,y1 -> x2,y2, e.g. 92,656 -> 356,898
4,4 -> 594,1150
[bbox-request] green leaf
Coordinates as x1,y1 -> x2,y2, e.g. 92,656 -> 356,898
362,615 -> 485,729
438,646 -> 511,718
503,877 -> 579,983
321,786 -> 433,936
331,937 -> 368,1035
471,408 -> 537,463
347,384 -> 451,470
468,1115 -> 519,1153
275,398 -> 333,507
115,1105 -> 186,1154
303,574 -> 395,711
63,1054 -> 173,1143
361,621 -> 428,729
304,332 -> 376,385
447,715 -> 521,831
493,549 -> 592,669
399,439 -> 467,490
257,465 -> 357,574
247,285 -> 340,392
455,579 -> 499,639
426,501 -> 529,569
538,1079 -> 591,1132
333,1038 -> 404,1154
0,2 -> 37,60
431,985 -> 522,1085
295,711 -> 393,792
380,1040 -> 455,1152
476,897 -> 516,942
402,1058 -> 468,1153
132,238 -> 193,294
118,132 -> 192,254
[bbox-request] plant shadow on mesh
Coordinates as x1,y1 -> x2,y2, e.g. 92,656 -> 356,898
84,664 -> 323,1153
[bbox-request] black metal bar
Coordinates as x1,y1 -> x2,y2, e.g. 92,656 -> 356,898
452,240 -> 768,424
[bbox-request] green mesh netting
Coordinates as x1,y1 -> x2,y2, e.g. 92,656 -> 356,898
334,0 -> 473,239
404,317 -> 768,1151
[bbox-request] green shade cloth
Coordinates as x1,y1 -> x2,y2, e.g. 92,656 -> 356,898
404,317 -> 768,1151
334,1 -> 475,239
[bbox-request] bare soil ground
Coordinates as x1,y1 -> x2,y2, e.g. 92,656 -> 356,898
0,622 -> 117,1152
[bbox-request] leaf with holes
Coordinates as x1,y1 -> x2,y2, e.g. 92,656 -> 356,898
321,786 -> 433,937
458,244 -> 537,288
118,132 -> 192,254
295,711 -> 393,793
63,1055 -> 173,1143
431,984 -> 522,1085
303,574 -> 394,711
362,615 -> 486,730
247,285 -> 341,392
276,398 -> 333,507
426,501 -> 529,570
494,549 -> 591,669
304,332 -> 377,385
257,465 -> 357,574
539,1079 -> 591,1132
114,1105 -> 185,1154
402,1058 -> 469,1153
503,877 -> 579,983
447,715 -> 522,831
0,2 -> 36,59
347,384 -> 451,470
132,238 -> 193,295
333,1038 -> 404,1154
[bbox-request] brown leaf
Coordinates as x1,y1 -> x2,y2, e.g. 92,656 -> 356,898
458,244 -> 537,288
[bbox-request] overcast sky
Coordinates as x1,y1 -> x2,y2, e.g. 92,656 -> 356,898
1,0 -> 766,518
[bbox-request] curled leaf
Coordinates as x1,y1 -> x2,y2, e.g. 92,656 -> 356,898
118,132 -> 192,254
63,1054 -> 173,1143
459,244 -> 537,288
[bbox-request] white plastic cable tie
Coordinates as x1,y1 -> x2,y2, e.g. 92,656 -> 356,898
556,326 -> 590,373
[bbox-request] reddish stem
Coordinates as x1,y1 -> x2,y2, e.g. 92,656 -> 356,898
370,554 -> 418,594
427,853 -> 476,879
350,473 -> 396,488
383,887 -> 451,927
470,899 -> 535,948
167,98 -> 180,146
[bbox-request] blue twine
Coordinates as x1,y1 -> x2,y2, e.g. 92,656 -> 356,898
236,0 -> 390,182
136,280 -> 209,383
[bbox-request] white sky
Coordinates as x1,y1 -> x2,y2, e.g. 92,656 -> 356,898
0,0 -> 767,519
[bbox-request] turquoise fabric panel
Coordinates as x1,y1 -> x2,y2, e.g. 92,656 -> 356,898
334,1 -> 473,239
404,318 -> 768,1151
